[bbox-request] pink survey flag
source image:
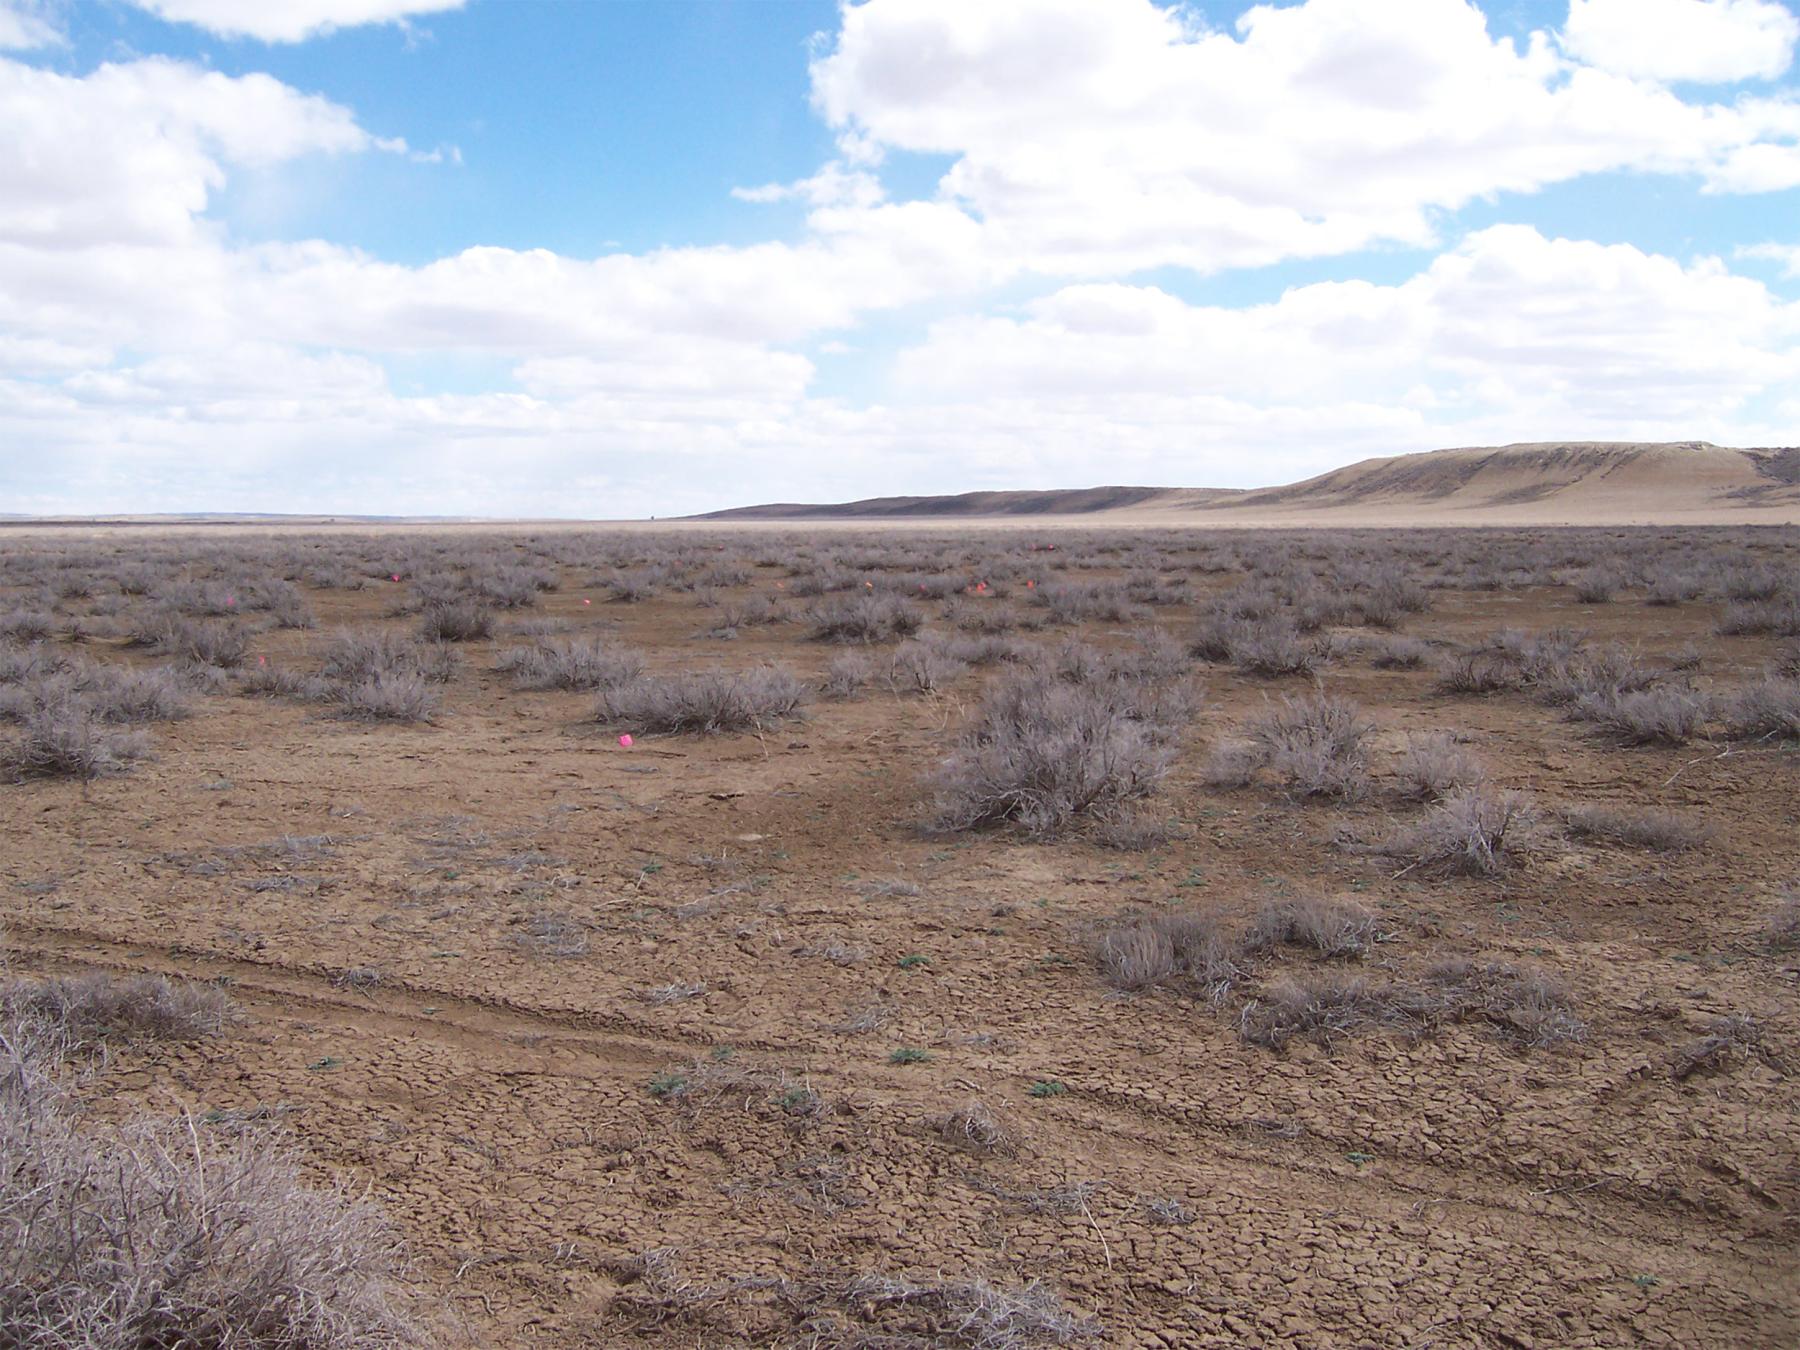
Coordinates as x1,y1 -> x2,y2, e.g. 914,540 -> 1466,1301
618,734 -> 634,748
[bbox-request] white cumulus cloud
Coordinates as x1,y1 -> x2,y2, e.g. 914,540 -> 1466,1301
809,0 -> 1800,276
0,56 -> 388,248
0,1 -> 58,49
128,0 -> 466,43
1563,0 -> 1799,84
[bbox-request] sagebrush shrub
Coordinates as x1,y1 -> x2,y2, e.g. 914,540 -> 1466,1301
2,973 -> 231,1042
317,631 -> 459,686
1,700 -> 150,781
1571,687 -> 1710,745
883,641 -> 965,695
931,672 -> 1179,838
1394,731 -> 1485,800
332,672 -> 439,724
418,600 -> 494,643
1717,598 -> 1800,637
0,1035 -> 418,1348
1724,676 -> 1800,740
598,667 -> 808,734
143,616 -> 250,669
493,637 -> 642,691
1221,692 -> 1374,801
818,653 -> 870,699
807,594 -> 924,644
1381,786 -> 1535,876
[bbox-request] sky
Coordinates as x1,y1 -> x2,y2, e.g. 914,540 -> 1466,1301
1,0 -> 1798,518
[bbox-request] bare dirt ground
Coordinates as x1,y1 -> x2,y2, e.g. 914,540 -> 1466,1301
3,525 -> 1798,1347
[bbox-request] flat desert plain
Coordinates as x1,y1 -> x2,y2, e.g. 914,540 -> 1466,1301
3,524 -> 1798,1347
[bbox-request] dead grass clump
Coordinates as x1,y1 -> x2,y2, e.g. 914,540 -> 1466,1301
238,664 -> 324,699
511,912 -> 590,959
930,672 -> 1176,839
1225,692 -> 1374,801
1563,805 -> 1712,853
1394,731 -> 1486,800
1094,912 -> 1242,1000
637,981 -> 708,1006
807,594 -> 924,644
0,1041 -> 418,1349
1,972 -> 232,1042
1764,888 -> 1800,951
1239,973 -> 1432,1049
1,702 -> 151,781
1420,959 -> 1584,1047
794,938 -> 868,966
1724,676 -> 1800,740
1670,1014 -> 1764,1081
607,1254 -> 1096,1347
418,600 -> 494,642
1085,806 -> 1181,851
0,608 -> 56,642
494,637 -> 643,691
931,1099 -> 1016,1156
1241,960 -> 1580,1050
1365,635 -> 1430,669
646,1057 -> 818,1120
599,667 -> 808,735
1380,786 -> 1535,876
1244,897 -> 1381,959
834,1271 -> 1096,1346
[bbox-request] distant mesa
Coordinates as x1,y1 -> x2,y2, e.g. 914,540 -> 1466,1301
693,485 -> 1200,520
695,442 -> 1800,526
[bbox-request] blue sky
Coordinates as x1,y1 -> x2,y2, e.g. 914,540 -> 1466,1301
1,0 -> 1797,516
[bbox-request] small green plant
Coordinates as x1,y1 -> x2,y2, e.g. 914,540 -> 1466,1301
889,1048 -> 930,1065
1346,1151 -> 1374,1165
647,1072 -> 688,1099
897,954 -> 930,970
1632,1274 -> 1661,1289
777,1086 -> 821,1114
1027,1080 -> 1067,1098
